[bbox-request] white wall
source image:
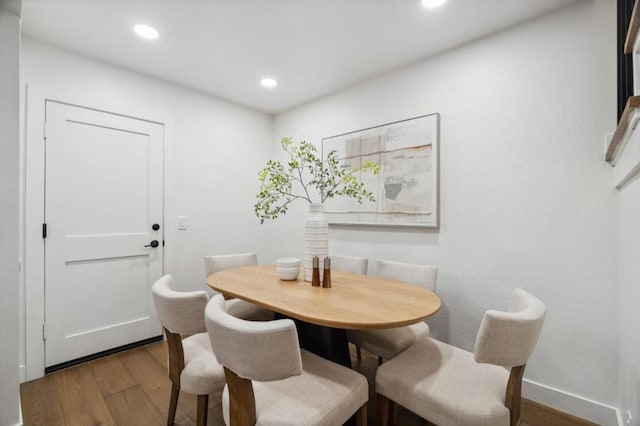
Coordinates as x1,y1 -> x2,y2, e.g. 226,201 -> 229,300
617,146 -> 640,424
619,178 -> 640,426
16,1 -> 626,423
274,1 -> 619,423
20,38 -> 274,374
0,2 -> 22,425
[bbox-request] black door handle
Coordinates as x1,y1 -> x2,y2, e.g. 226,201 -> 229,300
144,240 -> 159,248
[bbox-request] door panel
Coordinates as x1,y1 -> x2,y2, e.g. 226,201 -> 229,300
60,122 -> 151,236
45,101 -> 163,367
63,256 -> 151,337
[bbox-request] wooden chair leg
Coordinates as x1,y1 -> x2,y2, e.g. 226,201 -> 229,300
224,366 -> 256,425
390,398 -> 397,425
377,393 -> 389,426
167,384 -> 179,426
356,402 -> 367,426
506,365 -> 526,426
196,394 -> 208,426
356,345 -> 362,360
388,399 -> 398,426
165,328 -> 184,426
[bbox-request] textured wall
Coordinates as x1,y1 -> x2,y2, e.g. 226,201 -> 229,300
20,38 -> 273,376
273,1 -> 618,422
619,174 -> 640,425
0,4 -> 21,425
16,1 -> 624,424
21,38 -> 274,290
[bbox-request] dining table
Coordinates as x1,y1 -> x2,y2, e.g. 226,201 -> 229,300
206,264 -> 441,368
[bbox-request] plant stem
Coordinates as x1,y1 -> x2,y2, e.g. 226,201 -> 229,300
275,190 -> 311,203
296,166 -> 312,202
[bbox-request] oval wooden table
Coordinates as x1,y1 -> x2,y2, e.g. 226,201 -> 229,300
206,264 -> 441,368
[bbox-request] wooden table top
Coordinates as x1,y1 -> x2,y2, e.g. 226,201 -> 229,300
206,265 -> 441,330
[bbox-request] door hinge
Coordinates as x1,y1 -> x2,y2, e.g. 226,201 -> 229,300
42,323 -> 47,341
42,223 -> 47,239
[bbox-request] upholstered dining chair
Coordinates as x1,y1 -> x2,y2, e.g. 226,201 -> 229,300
330,254 -> 369,275
376,288 -> 546,426
151,275 -> 225,426
204,252 -> 274,321
347,259 -> 438,364
205,294 -> 369,426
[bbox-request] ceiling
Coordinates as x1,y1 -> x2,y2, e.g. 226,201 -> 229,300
21,0 -> 579,114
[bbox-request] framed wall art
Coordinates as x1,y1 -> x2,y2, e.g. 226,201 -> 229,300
322,113 -> 439,228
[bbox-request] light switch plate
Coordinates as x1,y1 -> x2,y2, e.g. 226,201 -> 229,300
177,216 -> 188,230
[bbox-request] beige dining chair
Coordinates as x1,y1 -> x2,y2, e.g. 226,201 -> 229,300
347,259 -> 438,364
204,252 -> 274,321
151,275 -> 226,426
204,294 -> 369,426
376,288 -> 546,426
330,254 -> 369,275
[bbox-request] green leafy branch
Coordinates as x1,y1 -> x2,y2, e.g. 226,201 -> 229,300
254,137 -> 379,223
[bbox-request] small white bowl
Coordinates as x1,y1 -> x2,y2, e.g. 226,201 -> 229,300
277,265 -> 300,280
276,257 -> 301,268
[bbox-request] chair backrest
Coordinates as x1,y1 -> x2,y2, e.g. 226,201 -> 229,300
331,254 -> 368,275
151,275 -> 209,335
205,295 -> 303,381
204,252 -> 257,278
375,259 -> 438,292
474,288 -> 546,367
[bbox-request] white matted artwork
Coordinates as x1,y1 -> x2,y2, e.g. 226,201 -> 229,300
322,114 -> 439,227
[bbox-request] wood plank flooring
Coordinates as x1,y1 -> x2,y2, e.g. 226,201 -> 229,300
21,341 -> 599,426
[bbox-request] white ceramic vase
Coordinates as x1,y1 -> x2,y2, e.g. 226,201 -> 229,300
304,202 -> 328,282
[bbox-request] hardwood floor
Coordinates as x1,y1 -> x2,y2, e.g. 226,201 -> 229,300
21,341 -> 598,426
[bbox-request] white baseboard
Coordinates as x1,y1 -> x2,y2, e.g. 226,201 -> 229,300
15,395 -> 23,426
523,379 -> 620,426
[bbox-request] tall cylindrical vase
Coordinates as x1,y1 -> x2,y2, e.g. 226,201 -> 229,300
304,203 -> 328,282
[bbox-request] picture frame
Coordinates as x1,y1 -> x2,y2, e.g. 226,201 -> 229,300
322,113 -> 439,228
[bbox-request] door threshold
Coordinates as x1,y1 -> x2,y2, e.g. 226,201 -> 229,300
45,335 -> 163,374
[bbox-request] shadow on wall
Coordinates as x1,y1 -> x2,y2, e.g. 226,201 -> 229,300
428,292 -> 451,343
426,272 -> 458,343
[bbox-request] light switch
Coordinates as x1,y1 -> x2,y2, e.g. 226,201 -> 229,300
177,216 -> 188,230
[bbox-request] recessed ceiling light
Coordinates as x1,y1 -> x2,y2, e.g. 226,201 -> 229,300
133,24 -> 159,40
421,0 -> 447,8
260,78 -> 278,88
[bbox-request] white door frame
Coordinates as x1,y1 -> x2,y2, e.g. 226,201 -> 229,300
24,84 -> 175,380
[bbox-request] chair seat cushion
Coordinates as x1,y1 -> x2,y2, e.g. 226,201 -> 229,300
376,337 -> 510,426
348,321 -> 429,360
180,332 -> 226,395
226,298 -> 274,321
222,350 -> 368,425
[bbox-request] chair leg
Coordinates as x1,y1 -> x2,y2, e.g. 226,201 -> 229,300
356,345 -> 362,360
388,399 -> 398,426
167,384 -> 179,426
390,399 -> 397,425
356,402 -> 367,426
377,393 -> 389,426
506,365 -> 526,426
196,394 -> 208,426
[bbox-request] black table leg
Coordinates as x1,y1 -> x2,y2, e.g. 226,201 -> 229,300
274,313 -> 352,368
290,319 -> 352,369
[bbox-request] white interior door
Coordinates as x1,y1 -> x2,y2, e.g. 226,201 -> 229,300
44,101 -> 164,368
